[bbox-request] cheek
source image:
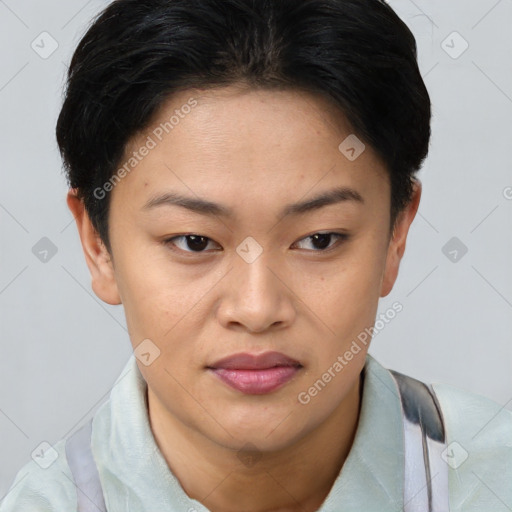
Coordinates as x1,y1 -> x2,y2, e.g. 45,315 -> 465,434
113,243 -> 222,372
112,242 -> 192,340
305,234 -> 388,336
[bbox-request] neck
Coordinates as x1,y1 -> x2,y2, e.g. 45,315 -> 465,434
147,373 -> 363,512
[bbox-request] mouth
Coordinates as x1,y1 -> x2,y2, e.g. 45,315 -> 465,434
206,351 -> 303,395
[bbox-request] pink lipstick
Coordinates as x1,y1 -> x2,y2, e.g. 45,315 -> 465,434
207,351 -> 302,394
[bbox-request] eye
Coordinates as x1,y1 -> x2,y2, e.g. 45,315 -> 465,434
163,234 -> 220,254
292,232 -> 349,252
163,231 -> 350,256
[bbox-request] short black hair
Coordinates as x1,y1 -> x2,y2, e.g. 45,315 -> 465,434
56,0 -> 431,254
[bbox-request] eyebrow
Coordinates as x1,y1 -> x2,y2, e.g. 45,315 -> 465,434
142,186 -> 364,219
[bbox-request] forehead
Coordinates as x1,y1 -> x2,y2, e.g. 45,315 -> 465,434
147,85 -> 359,154
111,85 -> 389,214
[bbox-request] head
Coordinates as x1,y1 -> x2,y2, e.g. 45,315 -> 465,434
58,0 -> 429,452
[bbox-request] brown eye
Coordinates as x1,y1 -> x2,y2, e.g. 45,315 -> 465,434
164,234 -> 219,253
293,232 -> 349,252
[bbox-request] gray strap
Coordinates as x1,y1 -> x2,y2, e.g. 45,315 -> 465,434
65,418 -> 107,512
390,371 -> 450,512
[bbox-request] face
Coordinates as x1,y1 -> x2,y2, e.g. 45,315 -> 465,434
68,84 -> 420,453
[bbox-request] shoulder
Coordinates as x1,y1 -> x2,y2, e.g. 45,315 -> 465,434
432,382 -> 512,450
431,382 -> 512,511
0,438 -> 77,512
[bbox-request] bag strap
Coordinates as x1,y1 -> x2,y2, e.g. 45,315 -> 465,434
65,418 -> 107,512
390,370 -> 450,512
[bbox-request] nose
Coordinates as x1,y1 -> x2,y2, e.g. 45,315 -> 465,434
216,249 -> 296,333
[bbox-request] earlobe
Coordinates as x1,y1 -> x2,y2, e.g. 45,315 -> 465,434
66,190 -> 122,306
380,180 -> 422,298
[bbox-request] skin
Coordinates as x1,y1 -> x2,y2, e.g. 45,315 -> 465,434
67,83 -> 421,512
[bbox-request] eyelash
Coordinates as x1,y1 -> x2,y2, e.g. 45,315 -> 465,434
162,232 -> 350,256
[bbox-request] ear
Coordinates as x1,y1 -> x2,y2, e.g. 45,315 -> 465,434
380,179 -> 422,298
66,189 -> 122,305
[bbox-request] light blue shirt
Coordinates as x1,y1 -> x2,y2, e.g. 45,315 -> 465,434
1,354 -> 511,511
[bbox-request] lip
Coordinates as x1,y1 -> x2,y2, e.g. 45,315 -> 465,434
207,351 -> 303,395
208,351 -> 302,370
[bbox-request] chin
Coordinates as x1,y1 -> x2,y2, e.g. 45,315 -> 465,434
209,413 -> 312,454
216,430 -> 302,456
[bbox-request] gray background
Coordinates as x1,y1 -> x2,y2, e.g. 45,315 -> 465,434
1,0 -> 511,497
